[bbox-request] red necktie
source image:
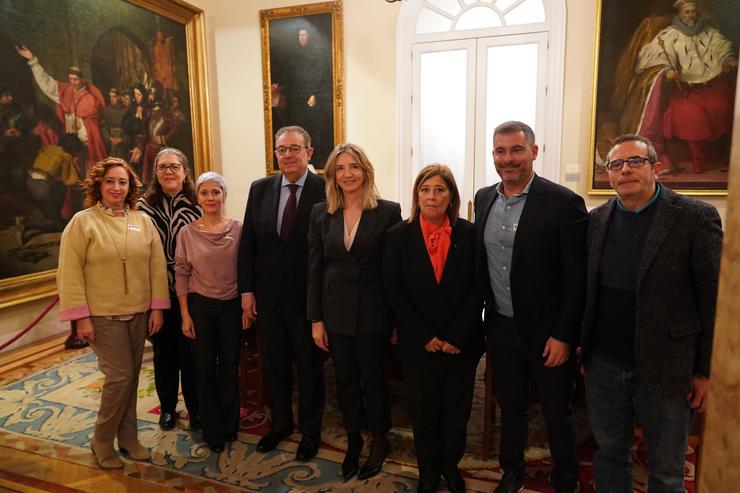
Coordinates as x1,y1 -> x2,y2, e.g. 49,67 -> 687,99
280,184 -> 299,241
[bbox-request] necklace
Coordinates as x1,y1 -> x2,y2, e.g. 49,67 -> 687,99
100,209 -> 129,294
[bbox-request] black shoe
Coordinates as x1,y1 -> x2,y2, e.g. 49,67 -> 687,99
493,472 -> 524,493
225,432 -> 238,443
417,482 -> 437,493
357,433 -> 389,480
189,414 -> 202,432
159,412 -> 176,431
442,468 -> 465,493
295,434 -> 320,461
341,432 -> 364,482
208,442 -> 224,453
256,428 -> 292,453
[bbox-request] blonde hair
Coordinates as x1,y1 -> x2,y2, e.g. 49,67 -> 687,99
408,163 -> 460,224
324,143 -> 380,213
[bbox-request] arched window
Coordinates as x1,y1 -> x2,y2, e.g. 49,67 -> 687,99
396,0 -> 566,218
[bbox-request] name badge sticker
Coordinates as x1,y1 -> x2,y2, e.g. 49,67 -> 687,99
223,233 -> 234,241
127,224 -> 141,232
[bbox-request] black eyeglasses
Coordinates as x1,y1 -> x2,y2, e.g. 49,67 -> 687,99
605,156 -> 654,171
156,163 -> 182,173
275,145 -> 308,156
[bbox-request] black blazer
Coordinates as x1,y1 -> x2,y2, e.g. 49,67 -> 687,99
474,174 -> 588,351
383,218 -> 484,367
580,186 -> 722,397
237,172 -> 326,316
307,199 -> 402,335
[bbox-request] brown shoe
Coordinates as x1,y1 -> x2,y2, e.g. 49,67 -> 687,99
119,440 -> 150,461
91,440 -> 123,469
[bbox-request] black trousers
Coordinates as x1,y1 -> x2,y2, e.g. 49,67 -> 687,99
188,293 -> 241,446
257,297 -> 325,436
403,358 -> 477,485
328,332 -> 391,435
151,296 -> 198,416
487,313 -> 579,489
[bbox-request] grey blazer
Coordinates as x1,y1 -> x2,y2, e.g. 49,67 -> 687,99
579,186 -> 723,397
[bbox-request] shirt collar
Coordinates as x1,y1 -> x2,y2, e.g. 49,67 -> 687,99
495,172 -> 535,199
281,169 -> 308,188
616,182 -> 662,214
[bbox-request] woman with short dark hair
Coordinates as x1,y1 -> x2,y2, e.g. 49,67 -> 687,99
383,164 -> 484,493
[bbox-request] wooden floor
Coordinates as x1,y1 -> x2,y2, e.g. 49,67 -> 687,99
0,446 -> 181,493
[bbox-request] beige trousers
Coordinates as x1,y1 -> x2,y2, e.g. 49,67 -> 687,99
89,312 -> 148,449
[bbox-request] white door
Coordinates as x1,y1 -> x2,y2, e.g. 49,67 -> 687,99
410,32 -> 549,220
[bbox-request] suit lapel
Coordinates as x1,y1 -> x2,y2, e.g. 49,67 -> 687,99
350,207 -> 378,255
266,176 -> 281,240
439,223 -> 462,288
288,172 -> 320,244
587,199 -> 616,286
637,189 -> 681,284
410,220 -> 439,287
511,176 -> 545,272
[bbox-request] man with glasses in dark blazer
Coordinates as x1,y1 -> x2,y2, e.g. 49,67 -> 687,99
237,125 -> 326,462
580,134 -> 722,492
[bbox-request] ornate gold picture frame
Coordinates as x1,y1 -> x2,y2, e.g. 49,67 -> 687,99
260,1 -> 345,175
0,0 -> 212,309
589,0 -> 737,195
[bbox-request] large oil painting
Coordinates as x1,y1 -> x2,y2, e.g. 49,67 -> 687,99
0,0 -> 211,308
590,0 -> 738,194
260,1 -> 344,174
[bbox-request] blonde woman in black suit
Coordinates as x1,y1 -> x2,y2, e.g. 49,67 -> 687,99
383,164 -> 484,493
307,143 -> 402,482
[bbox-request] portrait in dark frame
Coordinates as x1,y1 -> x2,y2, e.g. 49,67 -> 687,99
260,1 -> 345,175
590,0 -> 738,195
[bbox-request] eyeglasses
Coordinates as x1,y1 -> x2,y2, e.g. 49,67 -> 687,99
275,145 -> 308,156
156,163 -> 182,173
605,156 -> 653,171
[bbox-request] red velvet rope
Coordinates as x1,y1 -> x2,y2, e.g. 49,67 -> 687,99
0,296 -> 59,352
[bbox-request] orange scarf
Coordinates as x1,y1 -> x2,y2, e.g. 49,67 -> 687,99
420,215 -> 451,284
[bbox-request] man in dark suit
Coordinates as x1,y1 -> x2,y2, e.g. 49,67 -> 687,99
580,134 -> 722,492
237,125 -> 326,461
475,121 -> 587,493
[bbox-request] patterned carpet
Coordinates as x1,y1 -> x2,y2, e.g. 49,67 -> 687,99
0,345 -> 697,492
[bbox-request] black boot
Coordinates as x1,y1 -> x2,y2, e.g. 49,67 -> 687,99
357,433 -> 389,480
341,432 -> 364,482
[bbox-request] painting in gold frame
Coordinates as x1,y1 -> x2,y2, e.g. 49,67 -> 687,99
589,0 -> 737,195
260,1 -> 345,175
0,0 -> 212,309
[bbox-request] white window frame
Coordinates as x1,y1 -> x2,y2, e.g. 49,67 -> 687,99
395,0 -> 566,216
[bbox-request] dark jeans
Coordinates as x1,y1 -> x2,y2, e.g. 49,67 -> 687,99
328,332 -> 391,435
151,296 -> 198,416
487,314 -> 579,489
403,359 -> 477,485
188,293 -> 241,446
585,354 -> 691,493
257,297 -> 325,436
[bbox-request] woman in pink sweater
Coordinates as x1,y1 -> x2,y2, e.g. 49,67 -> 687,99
175,172 -> 242,453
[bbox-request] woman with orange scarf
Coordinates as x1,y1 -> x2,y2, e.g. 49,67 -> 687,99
383,164 -> 484,493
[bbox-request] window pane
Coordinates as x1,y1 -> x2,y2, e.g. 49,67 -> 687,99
419,50 -> 468,184
456,6 -> 502,30
504,0 -> 546,25
426,0 -> 462,17
495,0 -> 521,11
484,43 -> 538,185
416,6 -> 453,34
